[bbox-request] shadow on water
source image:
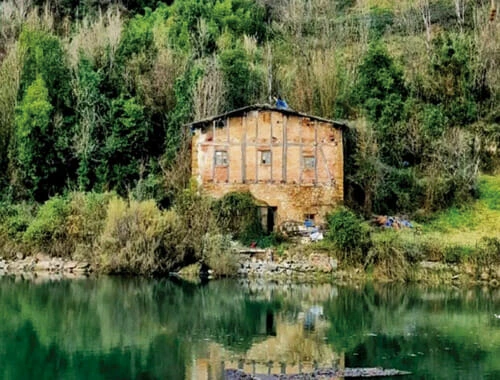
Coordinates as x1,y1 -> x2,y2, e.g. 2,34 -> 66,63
0,276 -> 500,379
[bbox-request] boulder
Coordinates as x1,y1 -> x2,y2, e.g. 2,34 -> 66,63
73,262 -> 91,273
64,261 -> 78,270
309,253 -> 334,273
34,261 -> 52,272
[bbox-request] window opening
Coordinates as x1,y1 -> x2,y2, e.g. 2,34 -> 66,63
303,156 -> 315,169
215,151 -> 228,166
260,150 -> 272,165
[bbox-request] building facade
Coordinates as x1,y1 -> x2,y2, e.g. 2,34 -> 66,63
189,105 -> 345,230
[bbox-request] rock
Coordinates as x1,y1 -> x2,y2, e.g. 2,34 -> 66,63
481,272 -> 489,281
34,253 -> 50,262
34,261 -> 52,271
309,253 -> 334,273
64,261 -> 78,270
420,261 -> 447,271
16,252 -> 24,260
330,259 -> 338,271
74,262 -> 91,272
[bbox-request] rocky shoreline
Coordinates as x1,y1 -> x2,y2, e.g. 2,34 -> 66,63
232,250 -> 500,286
0,254 -> 92,277
2,250 -> 500,287
237,252 -> 338,278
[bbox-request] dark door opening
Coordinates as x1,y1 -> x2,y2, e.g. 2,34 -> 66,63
266,207 -> 277,232
260,206 -> 277,233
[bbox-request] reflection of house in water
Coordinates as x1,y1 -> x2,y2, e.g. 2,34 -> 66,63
185,314 -> 344,379
302,305 -> 324,331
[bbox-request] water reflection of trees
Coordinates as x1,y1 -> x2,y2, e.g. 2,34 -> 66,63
0,277 -> 500,378
322,284 -> 500,379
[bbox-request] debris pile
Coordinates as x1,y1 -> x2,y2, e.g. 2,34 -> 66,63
279,220 -> 324,242
372,215 -> 413,230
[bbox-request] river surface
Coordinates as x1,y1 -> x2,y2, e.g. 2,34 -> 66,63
0,276 -> 499,379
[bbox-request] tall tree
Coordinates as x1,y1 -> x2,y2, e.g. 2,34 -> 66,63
13,75 -> 53,200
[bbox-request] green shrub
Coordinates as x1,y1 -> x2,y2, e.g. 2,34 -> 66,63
174,183 -> 218,258
365,233 -> 409,281
23,195 -> 71,253
400,238 -> 426,264
257,232 -> 288,249
473,237 -> 500,267
201,233 -> 238,277
214,191 -> 263,244
96,197 -> 204,275
97,198 -> 183,275
66,192 -> 114,260
0,202 -> 36,241
326,207 -> 371,262
0,201 -> 35,257
443,245 -> 472,264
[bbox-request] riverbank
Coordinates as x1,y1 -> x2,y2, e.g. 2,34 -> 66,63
173,246 -> 500,287
2,175 -> 500,283
0,254 -> 92,277
2,246 -> 500,287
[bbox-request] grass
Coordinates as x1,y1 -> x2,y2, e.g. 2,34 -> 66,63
419,175 -> 500,248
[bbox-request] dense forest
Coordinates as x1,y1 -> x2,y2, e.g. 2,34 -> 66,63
0,0 -> 499,273
0,0 -> 497,211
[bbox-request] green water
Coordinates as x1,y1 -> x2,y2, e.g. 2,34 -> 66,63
0,276 -> 499,379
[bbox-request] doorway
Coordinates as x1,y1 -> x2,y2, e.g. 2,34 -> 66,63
260,206 -> 277,233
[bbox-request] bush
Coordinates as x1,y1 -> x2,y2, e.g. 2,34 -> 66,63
365,233 -> 410,281
66,192 -> 114,260
97,198 -> 185,275
473,237 -> 500,267
23,195 -> 71,254
214,191 -> 263,244
174,183 -> 218,258
0,201 -> 35,257
0,202 -> 35,241
443,245 -> 472,264
201,233 -> 238,277
326,207 -> 371,262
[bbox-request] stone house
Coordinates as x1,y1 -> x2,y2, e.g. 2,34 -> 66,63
188,105 -> 345,231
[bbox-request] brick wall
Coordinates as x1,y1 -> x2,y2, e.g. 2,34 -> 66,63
192,110 -> 343,226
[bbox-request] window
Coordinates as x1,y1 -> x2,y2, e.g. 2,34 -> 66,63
303,156 -> 315,169
260,150 -> 271,165
214,151 -> 228,166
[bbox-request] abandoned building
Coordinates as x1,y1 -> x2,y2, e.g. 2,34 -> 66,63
188,105 -> 345,231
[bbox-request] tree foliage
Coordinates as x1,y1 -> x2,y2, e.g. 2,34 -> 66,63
0,0 -> 497,219
14,76 -> 54,201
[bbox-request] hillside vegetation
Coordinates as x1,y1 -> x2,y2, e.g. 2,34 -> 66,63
0,0 -> 499,273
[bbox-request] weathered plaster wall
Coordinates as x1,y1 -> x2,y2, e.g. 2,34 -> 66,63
192,110 -> 343,225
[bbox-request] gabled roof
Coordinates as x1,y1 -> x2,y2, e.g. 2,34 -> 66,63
186,104 -> 348,129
